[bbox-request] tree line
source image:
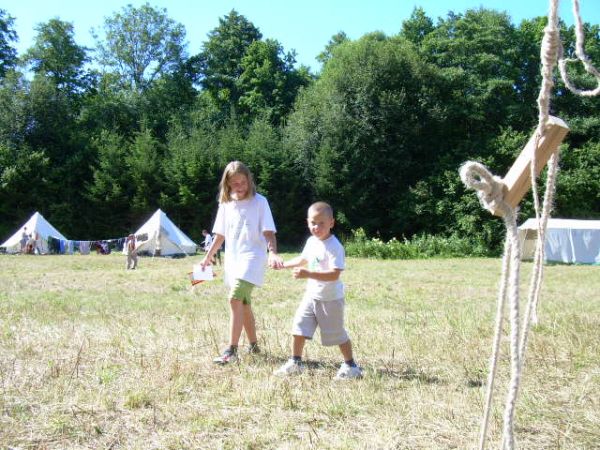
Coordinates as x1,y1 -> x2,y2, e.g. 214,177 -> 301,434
0,5 -> 598,252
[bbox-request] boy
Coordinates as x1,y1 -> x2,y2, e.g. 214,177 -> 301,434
274,202 -> 362,379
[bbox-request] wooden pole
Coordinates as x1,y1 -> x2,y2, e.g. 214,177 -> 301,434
492,116 -> 569,217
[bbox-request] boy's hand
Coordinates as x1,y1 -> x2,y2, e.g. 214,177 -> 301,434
292,267 -> 309,279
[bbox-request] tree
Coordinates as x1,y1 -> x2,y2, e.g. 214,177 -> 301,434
408,10 -> 600,249
237,39 -> 311,125
0,70 -> 28,146
77,72 -> 141,138
195,10 -> 262,112
0,71 -> 49,234
0,9 -> 17,79
161,116 -> 221,238
317,32 -> 349,65
86,130 -> 134,235
22,18 -> 89,93
285,33 -> 445,238
25,74 -> 96,235
420,9 -> 522,134
513,17 -> 547,123
555,140 -> 600,218
127,124 -> 165,214
138,62 -> 198,140
0,142 -> 49,237
94,3 -> 187,91
400,7 -> 434,46
244,117 -> 307,242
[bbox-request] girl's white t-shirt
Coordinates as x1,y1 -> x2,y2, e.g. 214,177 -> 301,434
212,193 -> 276,287
301,235 -> 345,301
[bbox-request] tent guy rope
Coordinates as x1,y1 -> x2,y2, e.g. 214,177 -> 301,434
459,1 -> 599,449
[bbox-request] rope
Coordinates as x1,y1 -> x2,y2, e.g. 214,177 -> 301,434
478,238 -> 510,450
558,0 -> 600,96
524,0 -> 561,352
501,207 -> 522,450
459,163 -> 521,450
528,153 -> 560,327
459,162 -> 508,217
460,2 -> 599,449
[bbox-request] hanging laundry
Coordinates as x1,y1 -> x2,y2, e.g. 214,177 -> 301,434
79,241 -> 90,255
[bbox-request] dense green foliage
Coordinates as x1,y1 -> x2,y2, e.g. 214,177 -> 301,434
345,228 -> 490,259
0,9 -> 18,78
0,6 -> 598,251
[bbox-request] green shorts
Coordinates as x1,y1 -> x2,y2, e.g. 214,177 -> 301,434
229,279 -> 255,305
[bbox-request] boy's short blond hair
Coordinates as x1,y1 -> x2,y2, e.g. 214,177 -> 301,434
308,201 -> 334,218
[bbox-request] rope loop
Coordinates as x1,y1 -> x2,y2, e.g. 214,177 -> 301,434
556,0 -> 600,97
558,58 -> 600,97
459,161 -> 506,216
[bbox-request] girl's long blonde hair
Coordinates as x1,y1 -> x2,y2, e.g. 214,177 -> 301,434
218,161 -> 257,203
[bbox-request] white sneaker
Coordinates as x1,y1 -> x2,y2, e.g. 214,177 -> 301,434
334,363 -> 363,380
274,359 -> 304,376
213,349 -> 238,365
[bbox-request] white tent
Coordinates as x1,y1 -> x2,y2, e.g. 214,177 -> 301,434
133,209 -> 197,256
1,212 -> 68,254
519,218 -> 600,264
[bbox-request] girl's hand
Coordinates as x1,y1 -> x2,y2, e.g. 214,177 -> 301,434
268,252 -> 284,269
200,254 -> 212,269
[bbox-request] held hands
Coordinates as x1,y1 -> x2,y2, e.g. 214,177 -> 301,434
268,252 -> 284,269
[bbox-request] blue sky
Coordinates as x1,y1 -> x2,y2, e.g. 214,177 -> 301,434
6,0 -> 600,71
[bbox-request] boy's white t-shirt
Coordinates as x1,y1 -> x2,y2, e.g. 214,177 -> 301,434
301,235 -> 345,301
212,193 -> 276,287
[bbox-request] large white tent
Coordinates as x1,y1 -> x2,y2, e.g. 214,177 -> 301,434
519,218 -> 600,264
133,209 -> 197,256
1,212 -> 68,254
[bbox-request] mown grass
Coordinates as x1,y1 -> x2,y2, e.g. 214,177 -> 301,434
0,253 -> 598,449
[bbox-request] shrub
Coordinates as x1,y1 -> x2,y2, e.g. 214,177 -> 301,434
344,228 -> 491,259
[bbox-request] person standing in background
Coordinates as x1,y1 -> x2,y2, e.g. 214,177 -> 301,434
125,234 -> 138,269
20,227 -> 28,253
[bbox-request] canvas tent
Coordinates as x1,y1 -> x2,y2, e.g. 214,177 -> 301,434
0,212 -> 68,254
519,218 -> 600,264
134,209 -> 197,256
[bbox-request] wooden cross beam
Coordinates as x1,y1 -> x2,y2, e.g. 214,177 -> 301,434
490,116 -> 569,217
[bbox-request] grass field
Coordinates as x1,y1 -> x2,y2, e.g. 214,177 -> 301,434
0,253 -> 598,449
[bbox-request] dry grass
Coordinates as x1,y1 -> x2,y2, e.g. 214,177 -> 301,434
0,253 -> 598,449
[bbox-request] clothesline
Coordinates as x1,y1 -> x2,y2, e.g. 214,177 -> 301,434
45,233 -> 148,255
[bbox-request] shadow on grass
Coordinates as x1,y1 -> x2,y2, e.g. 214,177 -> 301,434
466,378 -> 484,388
260,354 -> 341,371
375,366 -> 444,385
249,353 -> 447,384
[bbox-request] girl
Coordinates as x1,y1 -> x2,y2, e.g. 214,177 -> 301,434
200,161 -> 283,364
